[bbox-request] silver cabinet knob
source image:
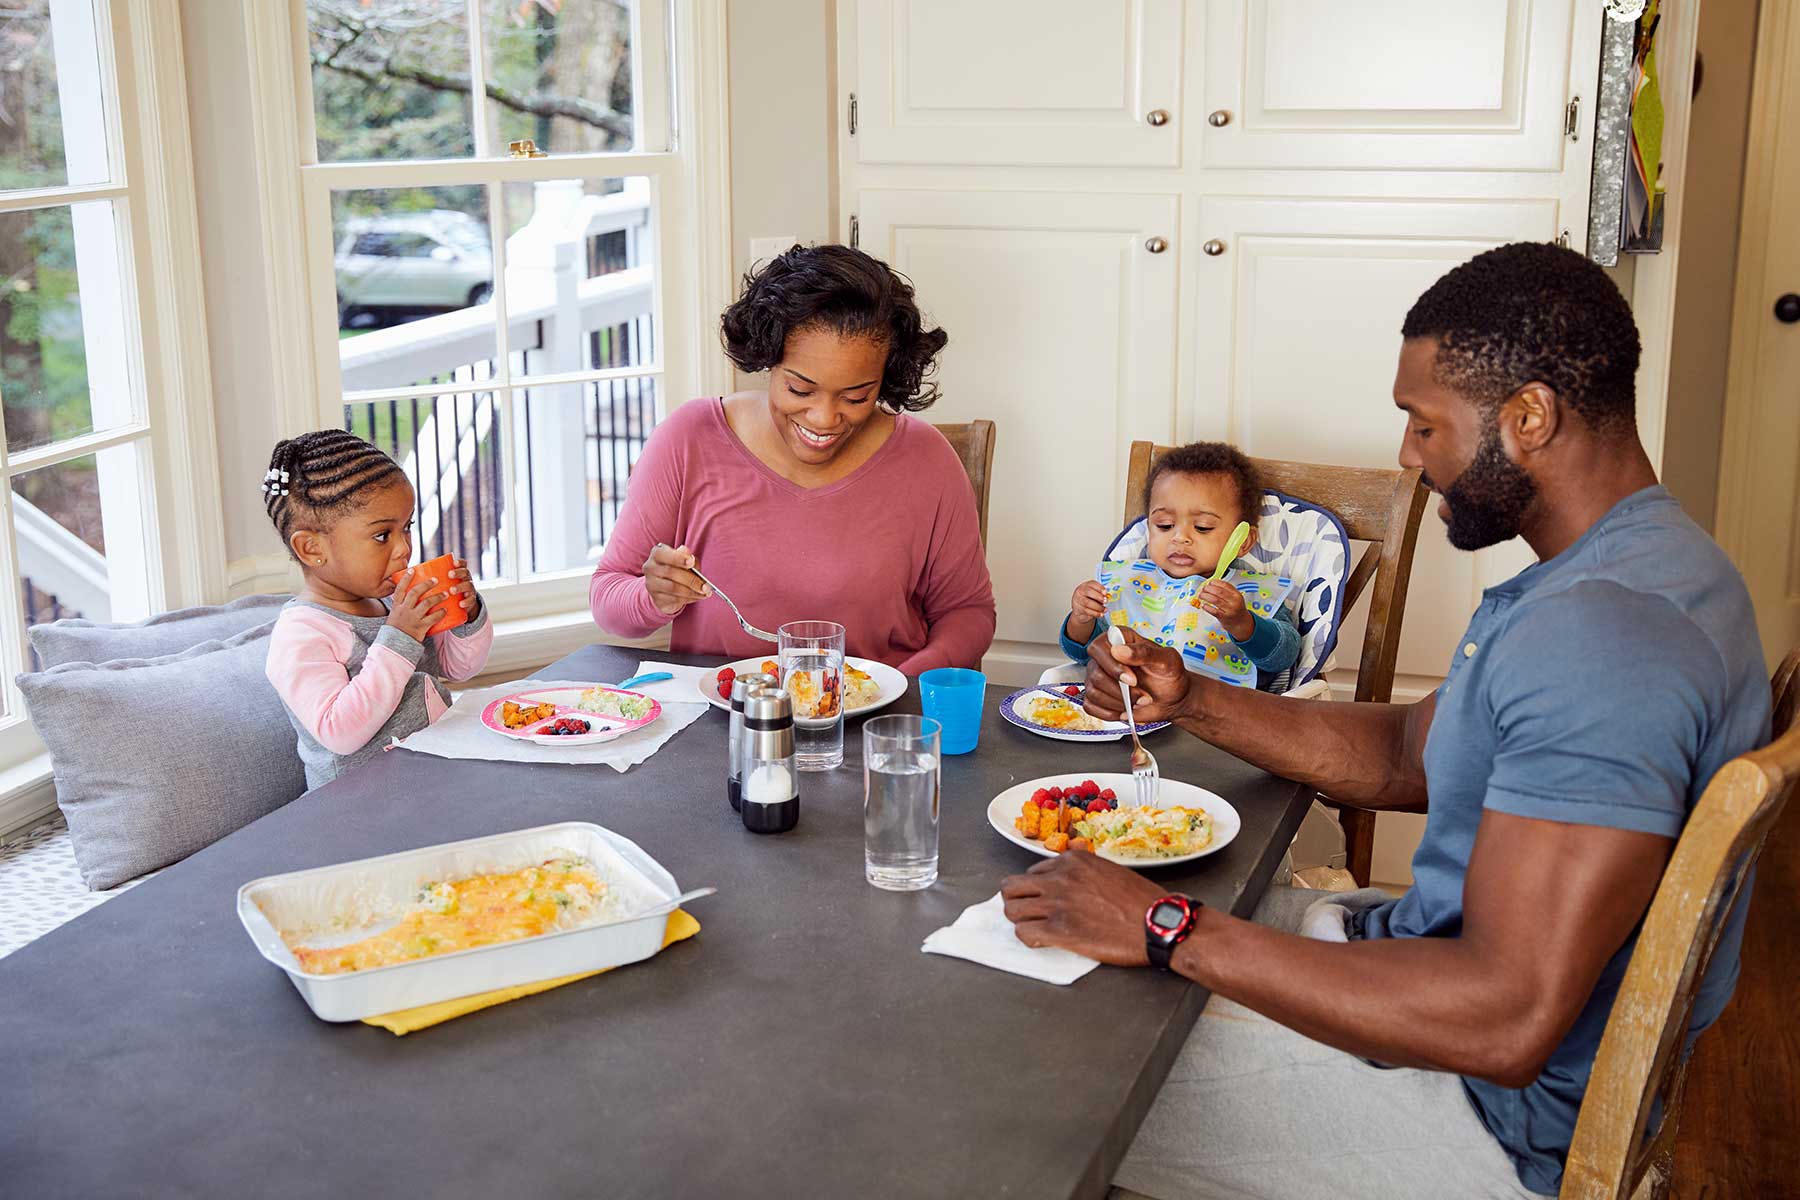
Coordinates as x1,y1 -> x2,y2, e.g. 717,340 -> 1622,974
1201,239 -> 1226,256
1207,109 -> 1232,127
1145,237 -> 1169,254
1146,109 -> 1170,127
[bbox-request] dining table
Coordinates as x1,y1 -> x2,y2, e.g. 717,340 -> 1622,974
0,645 -> 1315,1199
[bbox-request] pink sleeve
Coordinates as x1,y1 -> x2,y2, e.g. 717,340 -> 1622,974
896,447 -> 997,675
265,608 -> 422,756
589,410 -> 688,638
431,598 -> 493,681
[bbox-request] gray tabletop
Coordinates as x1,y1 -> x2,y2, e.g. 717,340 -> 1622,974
0,645 -> 1312,1199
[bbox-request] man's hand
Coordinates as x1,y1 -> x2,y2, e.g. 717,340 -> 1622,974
1198,580 -> 1253,641
1084,626 -> 1191,723
1001,851 -> 1165,966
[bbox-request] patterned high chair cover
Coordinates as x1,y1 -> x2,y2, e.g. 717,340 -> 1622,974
1101,490 -> 1351,689
1094,559 -> 1298,689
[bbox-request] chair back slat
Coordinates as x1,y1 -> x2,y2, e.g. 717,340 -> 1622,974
1562,647 -> 1800,1199
933,420 -> 997,549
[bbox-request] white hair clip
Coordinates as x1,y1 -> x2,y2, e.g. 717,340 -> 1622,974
262,483 -> 289,496
264,468 -> 280,481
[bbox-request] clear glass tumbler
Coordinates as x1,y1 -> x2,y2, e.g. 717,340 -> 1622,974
863,714 -> 941,890
778,620 -> 846,770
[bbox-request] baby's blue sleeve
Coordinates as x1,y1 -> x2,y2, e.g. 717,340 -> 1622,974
1232,604 -> 1300,675
1058,614 -> 1099,664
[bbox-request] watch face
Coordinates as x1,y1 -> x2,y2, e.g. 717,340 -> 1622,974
1150,900 -> 1187,931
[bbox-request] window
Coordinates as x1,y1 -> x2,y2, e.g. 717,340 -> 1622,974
299,0 -> 699,613
0,0 -> 194,738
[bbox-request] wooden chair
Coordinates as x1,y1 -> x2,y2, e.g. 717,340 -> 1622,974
934,420 -> 998,548
1561,646 -> 1800,1199
1123,441 -> 1430,885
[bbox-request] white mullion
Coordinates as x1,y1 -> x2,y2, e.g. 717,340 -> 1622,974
485,179 -> 521,584
299,152 -> 679,190
465,0 -> 493,159
2,425 -> 154,476
0,182 -> 129,216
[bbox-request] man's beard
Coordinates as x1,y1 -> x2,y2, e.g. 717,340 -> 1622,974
1428,425 -> 1538,551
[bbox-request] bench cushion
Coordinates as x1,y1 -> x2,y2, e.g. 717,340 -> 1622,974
30,593 -> 290,670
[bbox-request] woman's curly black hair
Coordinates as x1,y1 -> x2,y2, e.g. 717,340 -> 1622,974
719,244 -> 949,412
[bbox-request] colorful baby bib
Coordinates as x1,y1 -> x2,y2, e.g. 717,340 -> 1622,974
1095,559 -> 1299,689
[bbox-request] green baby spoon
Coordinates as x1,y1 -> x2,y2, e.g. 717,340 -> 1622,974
1209,521 -> 1252,582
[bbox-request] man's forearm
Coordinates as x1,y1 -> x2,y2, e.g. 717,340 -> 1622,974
1178,677 -> 1432,810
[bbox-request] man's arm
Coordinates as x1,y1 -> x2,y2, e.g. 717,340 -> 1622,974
1001,809 -> 1672,1086
1084,627 -> 1434,811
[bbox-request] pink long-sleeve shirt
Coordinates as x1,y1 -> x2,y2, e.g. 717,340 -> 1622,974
265,599 -> 493,788
590,398 -> 996,674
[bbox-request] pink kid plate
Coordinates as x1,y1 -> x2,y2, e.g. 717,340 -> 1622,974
479,684 -> 662,746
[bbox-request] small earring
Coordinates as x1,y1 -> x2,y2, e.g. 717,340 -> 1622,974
315,558 -> 324,565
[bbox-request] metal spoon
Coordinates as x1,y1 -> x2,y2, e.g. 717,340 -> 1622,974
687,565 -> 779,644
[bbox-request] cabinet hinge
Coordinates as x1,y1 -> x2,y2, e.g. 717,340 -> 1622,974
849,92 -> 858,136
1556,229 -> 1572,249
1565,96 -> 1580,140
849,214 -> 860,250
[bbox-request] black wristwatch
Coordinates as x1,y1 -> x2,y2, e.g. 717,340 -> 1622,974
1145,894 -> 1201,971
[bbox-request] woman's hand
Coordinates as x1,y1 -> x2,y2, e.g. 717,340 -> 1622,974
1198,580 -> 1253,641
643,543 -> 711,617
386,570 -> 449,642
1084,627 -> 1191,723
446,557 -> 480,620
1001,851 -> 1163,966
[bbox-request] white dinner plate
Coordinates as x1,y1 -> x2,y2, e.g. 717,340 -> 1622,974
697,655 -> 908,719
998,684 -> 1172,743
986,772 -> 1240,869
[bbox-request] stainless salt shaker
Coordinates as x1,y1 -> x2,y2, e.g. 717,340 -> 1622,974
728,672 -> 777,812
739,686 -> 799,834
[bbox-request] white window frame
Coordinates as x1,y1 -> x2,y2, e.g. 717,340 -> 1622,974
274,0 -> 734,631
0,0 -> 225,828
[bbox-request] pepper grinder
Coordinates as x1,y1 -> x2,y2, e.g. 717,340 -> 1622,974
727,673 -> 776,812
739,686 -> 799,834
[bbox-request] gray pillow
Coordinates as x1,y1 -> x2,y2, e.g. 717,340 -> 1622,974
17,623 -> 307,890
30,593 -> 291,670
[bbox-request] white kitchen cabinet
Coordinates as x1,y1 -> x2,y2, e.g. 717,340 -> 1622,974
850,0 -> 1184,166
857,189 -> 1181,645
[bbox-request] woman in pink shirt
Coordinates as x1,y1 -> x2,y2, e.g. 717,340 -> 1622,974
590,245 -> 995,674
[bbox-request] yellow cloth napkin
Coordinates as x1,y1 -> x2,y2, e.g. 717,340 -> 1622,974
363,909 -> 700,1035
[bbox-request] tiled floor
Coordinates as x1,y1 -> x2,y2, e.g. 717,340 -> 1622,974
0,815 -> 150,959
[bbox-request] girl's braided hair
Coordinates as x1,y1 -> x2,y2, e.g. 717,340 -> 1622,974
263,430 -> 407,557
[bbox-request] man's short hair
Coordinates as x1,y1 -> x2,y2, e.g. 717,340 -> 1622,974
1400,241 -> 1641,436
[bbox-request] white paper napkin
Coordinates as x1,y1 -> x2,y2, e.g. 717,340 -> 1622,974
393,662 -> 712,772
921,893 -> 1100,986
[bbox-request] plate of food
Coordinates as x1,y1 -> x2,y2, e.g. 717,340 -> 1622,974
700,655 -> 907,720
480,684 -> 662,746
986,772 -> 1239,868
998,684 -> 1172,742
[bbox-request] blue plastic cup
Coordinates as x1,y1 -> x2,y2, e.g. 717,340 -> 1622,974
918,667 -> 987,755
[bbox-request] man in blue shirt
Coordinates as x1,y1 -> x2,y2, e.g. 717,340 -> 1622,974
1002,242 -> 1771,1197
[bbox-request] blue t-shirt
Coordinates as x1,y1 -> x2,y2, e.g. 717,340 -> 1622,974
1361,486 -> 1770,1196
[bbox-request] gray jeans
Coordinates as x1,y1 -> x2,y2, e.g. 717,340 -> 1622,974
1110,887 -> 1545,1200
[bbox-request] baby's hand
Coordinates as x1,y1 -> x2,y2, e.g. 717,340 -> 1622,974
1071,579 -> 1109,622
447,556 -> 480,618
386,570 -> 449,642
1198,580 -> 1254,641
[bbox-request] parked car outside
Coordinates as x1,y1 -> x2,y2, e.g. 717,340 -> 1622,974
335,211 -> 493,328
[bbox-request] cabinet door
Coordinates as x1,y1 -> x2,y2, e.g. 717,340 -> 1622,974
1189,197 -> 1557,680
851,0 -> 1183,166
858,189 -> 1180,647
1200,0 -> 1580,170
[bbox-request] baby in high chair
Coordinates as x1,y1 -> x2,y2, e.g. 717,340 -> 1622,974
1059,442 -> 1300,693
261,430 -> 494,788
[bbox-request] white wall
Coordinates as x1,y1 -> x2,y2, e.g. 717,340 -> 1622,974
179,0 -> 287,572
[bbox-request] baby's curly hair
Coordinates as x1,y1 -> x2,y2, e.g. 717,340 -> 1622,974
1145,443 -> 1261,526
1401,241 -> 1640,437
719,244 -> 949,412
263,430 -> 407,558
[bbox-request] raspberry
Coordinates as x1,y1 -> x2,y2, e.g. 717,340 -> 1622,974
1048,786 -> 1064,801
1031,788 -> 1050,804
1100,788 -> 1117,802
1080,780 -> 1099,796
1063,686 -> 1082,697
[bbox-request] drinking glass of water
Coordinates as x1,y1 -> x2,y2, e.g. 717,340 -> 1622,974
778,620 -> 846,770
863,714 -> 941,891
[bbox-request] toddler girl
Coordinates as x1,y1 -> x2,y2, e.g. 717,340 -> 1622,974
1060,442 -> 1300,691
262,430 -> 493,787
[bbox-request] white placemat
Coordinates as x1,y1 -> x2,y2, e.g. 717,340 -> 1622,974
393,662 -> 713,772
921,892 -> 1099,986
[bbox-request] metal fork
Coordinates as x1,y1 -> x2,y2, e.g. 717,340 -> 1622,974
688,565 -> 779,644
1108,627 -> 1161,807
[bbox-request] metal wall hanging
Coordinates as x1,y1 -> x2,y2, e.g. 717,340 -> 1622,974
1587,0 -> 1666,264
